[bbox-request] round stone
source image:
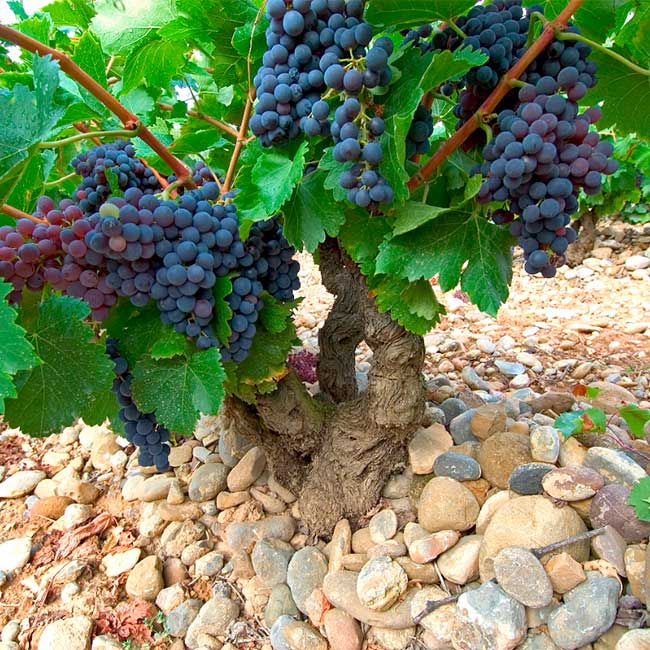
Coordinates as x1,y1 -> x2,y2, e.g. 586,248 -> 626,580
479,495 -> 589,582
542,465 -> 604,501
493,546 -> 553,608
433,452 -> 482,481
508,463 -> 555,495
530,426 -> 561,463
478,432 -> 533,489
356,556 -> 408,611
590,483 -> 650,543
417,477 -> 480,533
369,509 -> 398,544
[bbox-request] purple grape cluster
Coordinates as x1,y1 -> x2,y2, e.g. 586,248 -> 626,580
252,0 -> 395,209
107,338 -> 171,472
72,140 -> 161,212
476,79 -> 618,276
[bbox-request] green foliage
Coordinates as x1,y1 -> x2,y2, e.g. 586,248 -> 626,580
131,348 -> 225,436
554,407 -> 607,438
629,476 -> 650,522
224,294 -> 299,403
0,281 -> 40,413
365,0 -> 477,30
0,0 -> 649,444
0,55 -> 62,204
619,404 -> 650,438
4,294 -> 114,435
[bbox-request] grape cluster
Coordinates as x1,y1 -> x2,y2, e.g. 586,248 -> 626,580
252,0 -> 396,209
247,216 -> 300,301
72,140 -> 161,212
106,338 -> 171,472
406,104 -> 434,160
476,80 -> 618,276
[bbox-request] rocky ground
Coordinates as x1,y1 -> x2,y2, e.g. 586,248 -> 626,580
0,217 -> 649,650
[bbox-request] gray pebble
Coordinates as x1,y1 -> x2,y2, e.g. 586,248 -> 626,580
433,452 -> 481,481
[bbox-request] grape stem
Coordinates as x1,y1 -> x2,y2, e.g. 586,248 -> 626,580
446,20 -> 468,40
43,171 -> 77,188
73,121 -> 103,146
408,0 -> 586,191
554,29 -> 650,76
221,0 -> 265,195
39,127 -> 140,149
0,204 -> 47,225
0,25 -> 194,187
157,102 -> 240,139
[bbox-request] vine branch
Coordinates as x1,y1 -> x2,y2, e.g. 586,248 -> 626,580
220,0 -> 265,195
1,204 -> 47,225
0,25 -> 193,186
408,0 -> 586,191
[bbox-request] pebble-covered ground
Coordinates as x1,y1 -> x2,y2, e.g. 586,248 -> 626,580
0,218 -> 649,650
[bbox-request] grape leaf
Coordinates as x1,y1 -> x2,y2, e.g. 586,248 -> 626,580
43,0 -> 95,29
0,281 -> 40,414
554,407 -> 607,438
91,0 -> 178,55
629,476 -> 650,522
0,55 -> 63,204
122,38 -> 186,93
365,0 -> 477,30
614,3 -> 650,66
283,169 -> 347,252
338,208 -> 392,276
619,404 -> 650,438
525,0 -> 632,43
72,32 -> 110,117
584,48 -> 650,140
421,47 -> 488,92
379,48 -> 431,204
253,142 -> 308,215
104,300 -> 174,367
212,276 -> 233,345
4,295 -> 114,436
555,411 -> 584,438
149,327 -> 190,360
258,293 -> 298,335
131,347 -> 225,436
369,275 -> 445,335
320,148 -> 351,202
376,209 -> 513,315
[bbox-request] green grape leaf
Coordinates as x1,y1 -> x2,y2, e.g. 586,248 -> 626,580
584,407 -> 607,433
365,0 -> 477,30
283,169 -> 347,252
0,281 -> 40,414
379,48 -> 431,204
252,141 -> 308,214
224,318 -> 298,403
584,48 -> 650,140
619,404 -> 650,438
320,148 -> 350,202
258,293 -> 297,335
79,384 -> 119,427
6,151 -> 54,213
150,327 -> 190,360
91,0 -> 178,55
526,0 -> 632,43
370,275 -> 444,335
4,295 -> 114,436
586,386 -> 602,399
629,476 -> 650,522
14,14 -> 52,44
555,411 -> 584,438
43,0 -> 95,28
338,208 -> 392,276
71,32 -> 110,117
131,347 -> 225,436
0,55 -> 62,205
421,47 -> 488,92
376,209 -> 513,315
212,276 -> 234,345
615,4 -> 650,64
122,38 -> 186,93
104,300 -> 171,367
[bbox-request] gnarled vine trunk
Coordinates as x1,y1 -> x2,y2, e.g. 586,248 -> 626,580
566,208 -> 598,267
222,238 -> 426,537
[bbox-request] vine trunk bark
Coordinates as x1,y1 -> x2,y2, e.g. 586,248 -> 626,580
566,209 -> 598,267
223,238 -> 426,537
